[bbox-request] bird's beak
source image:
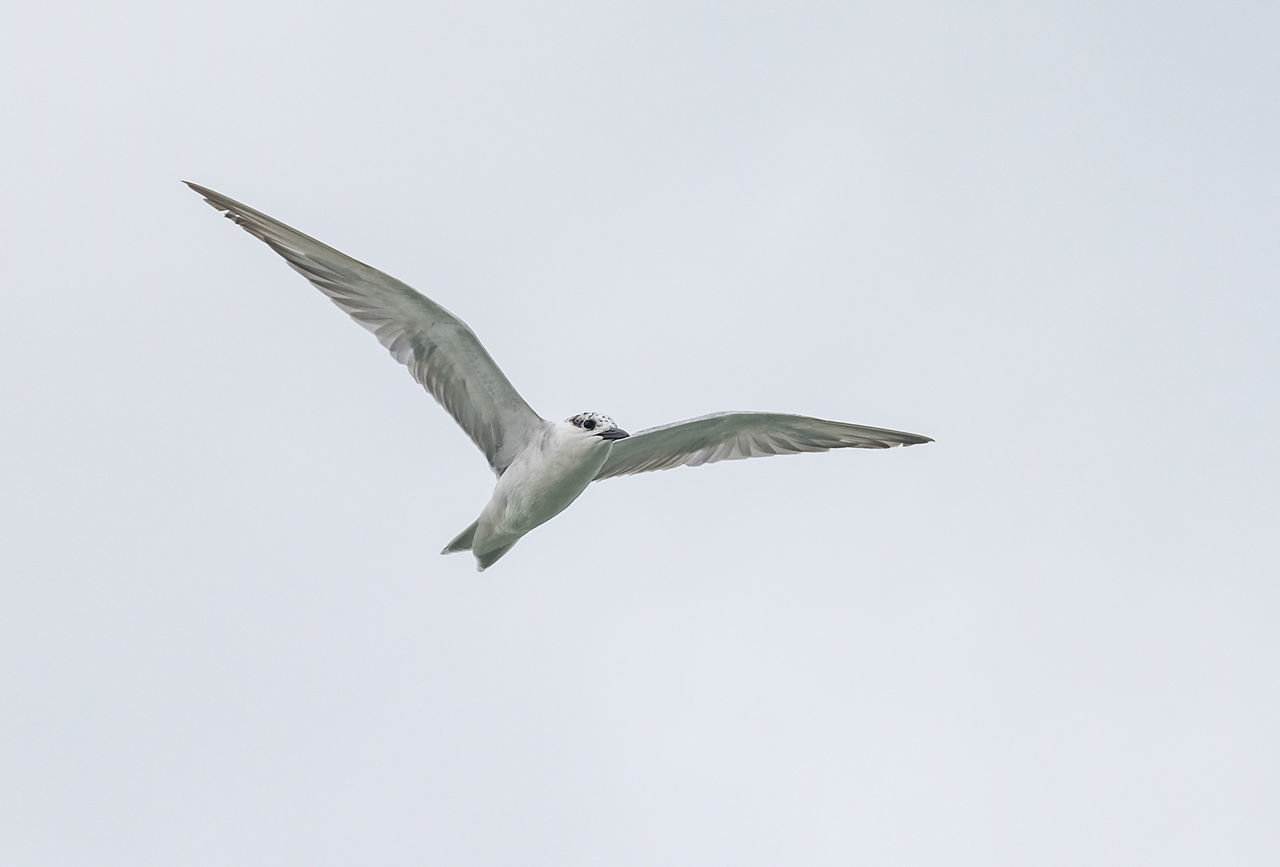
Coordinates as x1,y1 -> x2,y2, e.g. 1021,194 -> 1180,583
597,428 -> 630,440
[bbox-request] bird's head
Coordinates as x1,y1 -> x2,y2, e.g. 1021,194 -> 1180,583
565,412 -> 630,441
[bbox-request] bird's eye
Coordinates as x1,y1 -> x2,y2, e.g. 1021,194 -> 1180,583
583,419 -> 597,431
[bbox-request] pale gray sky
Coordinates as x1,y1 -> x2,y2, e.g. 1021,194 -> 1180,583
3,2 -> 1278,865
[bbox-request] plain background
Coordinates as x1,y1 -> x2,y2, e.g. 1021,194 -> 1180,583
3,2 -> 1277,864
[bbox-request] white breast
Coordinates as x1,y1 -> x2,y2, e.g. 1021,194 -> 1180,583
472,423 -> 613,551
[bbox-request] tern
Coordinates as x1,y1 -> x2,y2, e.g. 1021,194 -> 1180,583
187,182 -> 932,570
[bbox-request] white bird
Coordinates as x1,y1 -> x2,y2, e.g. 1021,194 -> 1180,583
187,182 -> 933,570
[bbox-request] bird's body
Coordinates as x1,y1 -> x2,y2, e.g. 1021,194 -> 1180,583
453,418 -> 620,569
187,182 -> 932,570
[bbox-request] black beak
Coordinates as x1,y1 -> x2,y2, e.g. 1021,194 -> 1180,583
597,428 -> 630,440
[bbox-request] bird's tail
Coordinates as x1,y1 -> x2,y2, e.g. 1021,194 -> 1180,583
441,520 -> 479,554
475,542 -> 517,572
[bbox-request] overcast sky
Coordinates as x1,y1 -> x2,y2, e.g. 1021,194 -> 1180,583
2,2 -> 1277,865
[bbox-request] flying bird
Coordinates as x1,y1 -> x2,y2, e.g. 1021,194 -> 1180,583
187,182 -> 932,570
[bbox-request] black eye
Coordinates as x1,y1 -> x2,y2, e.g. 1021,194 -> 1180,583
583,419 -> 597,430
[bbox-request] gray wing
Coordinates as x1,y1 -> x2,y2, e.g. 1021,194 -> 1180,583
187,182 -> 544,476
595,412 -> 932,480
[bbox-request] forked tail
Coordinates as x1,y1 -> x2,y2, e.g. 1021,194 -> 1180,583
441,520 -> 479,554
442,520 -> 519,571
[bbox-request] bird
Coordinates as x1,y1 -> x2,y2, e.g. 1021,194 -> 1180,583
186,182 -> 933,570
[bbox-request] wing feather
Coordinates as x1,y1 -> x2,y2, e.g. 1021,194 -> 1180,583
596,412 -> 931,480
187,182 -> 544,475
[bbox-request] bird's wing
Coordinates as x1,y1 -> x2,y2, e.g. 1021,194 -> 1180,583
595,412 -> 932,480
187,182 -> 544,476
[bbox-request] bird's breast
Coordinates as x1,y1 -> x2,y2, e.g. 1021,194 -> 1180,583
484,437 -> 611,537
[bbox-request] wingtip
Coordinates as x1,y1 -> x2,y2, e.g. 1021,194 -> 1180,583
183,180 -> 225,211
895,430 -> 934,446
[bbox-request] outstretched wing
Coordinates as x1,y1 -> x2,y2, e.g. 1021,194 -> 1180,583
595,412 -> 931,480
187,182 -> 545,476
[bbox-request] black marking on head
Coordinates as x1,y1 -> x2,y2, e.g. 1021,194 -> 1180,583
567,411 -> 616,432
